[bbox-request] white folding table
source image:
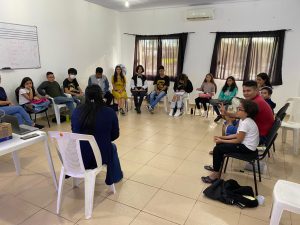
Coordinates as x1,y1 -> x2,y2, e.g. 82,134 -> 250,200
0,131 -> 58,190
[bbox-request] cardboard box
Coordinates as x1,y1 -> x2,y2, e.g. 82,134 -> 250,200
0,122 -> 12,143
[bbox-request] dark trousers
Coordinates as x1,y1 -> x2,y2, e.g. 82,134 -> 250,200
104,91 -> 113,106
212,143 -> 256,172
131,90 -> 147,108
195,97 -> 210,111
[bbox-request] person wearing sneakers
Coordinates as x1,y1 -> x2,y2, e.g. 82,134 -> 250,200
169,74 -> 193,117
147,65 -> 169,113
194,73 -> 217,117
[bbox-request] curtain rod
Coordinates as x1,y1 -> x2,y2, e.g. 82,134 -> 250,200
123,32 -> 195,36
209,29 -> 292,33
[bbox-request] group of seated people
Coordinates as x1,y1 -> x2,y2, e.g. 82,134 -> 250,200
201,79 -> 275,184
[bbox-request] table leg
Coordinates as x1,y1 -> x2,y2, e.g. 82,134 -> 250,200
44,139 -> 58,190
12,151 -> 21,176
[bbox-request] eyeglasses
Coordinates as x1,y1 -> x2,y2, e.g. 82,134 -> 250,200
237,107 -> 245,112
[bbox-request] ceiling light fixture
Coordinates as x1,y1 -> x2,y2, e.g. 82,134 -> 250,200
125,0 -> 130,8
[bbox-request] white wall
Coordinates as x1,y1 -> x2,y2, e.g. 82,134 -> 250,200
119,0 -> 300,108
0,0 -> 120,102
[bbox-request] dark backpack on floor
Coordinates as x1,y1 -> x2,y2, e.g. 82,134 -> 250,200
203,179 -> 258,208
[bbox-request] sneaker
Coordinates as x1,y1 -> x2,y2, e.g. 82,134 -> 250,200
214,115 -> 222,122
174,109 -> 181,117
147,105 -> 154,113
34,124 -> 44,129
169,109 -> 174,116
201,111 -> 208,117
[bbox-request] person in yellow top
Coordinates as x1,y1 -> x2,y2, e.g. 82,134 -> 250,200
112,65 -> 127,115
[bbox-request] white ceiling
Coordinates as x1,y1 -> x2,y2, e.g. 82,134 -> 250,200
86,0 -> 261,11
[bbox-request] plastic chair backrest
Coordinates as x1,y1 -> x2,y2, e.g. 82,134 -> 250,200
287,98 -> 300,123
48,131 -> 102,177
276,103 -> 290,121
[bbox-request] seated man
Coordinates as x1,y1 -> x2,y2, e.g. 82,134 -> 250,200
221,80 -> 274,144
0,75 -> 43,128
63,68 -> 85,104
37,72 -> 75,115
88,67 -> 113,106
147,65 -> 170,113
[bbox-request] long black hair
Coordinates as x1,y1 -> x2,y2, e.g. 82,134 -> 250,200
222,76 -> 238,92
15,77 -> 36,103
77,85 -> 105,134
113,65 -> 125,83
257,73 -> 272,88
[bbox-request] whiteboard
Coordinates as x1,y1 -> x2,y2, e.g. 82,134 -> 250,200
0,22 -> 41,69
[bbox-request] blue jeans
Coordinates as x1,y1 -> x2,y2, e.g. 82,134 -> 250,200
149,91 -> 166,108
0,105 -> 33,125
53,96 -> 75,114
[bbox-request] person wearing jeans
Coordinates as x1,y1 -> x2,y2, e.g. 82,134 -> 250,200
37,71 -> 75,115
147,65 -> 169,113
0,75 -> 43,128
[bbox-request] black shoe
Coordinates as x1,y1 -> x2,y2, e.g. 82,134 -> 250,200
34,124 -> 44,129
214,115 -> 222,122
137,107 -> 141,114
120,108 -> 126,115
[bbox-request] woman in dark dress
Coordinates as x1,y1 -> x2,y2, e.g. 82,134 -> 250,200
71,85 -> 123,185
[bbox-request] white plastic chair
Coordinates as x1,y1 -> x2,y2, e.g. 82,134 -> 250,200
270,180 -> 300,225
281,97 -> 300,154
49,93 -> 74,125
48,131 -> 116,219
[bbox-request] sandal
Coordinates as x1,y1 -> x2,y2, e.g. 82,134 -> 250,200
204,165 -> 214,172
201,176 -> 218,184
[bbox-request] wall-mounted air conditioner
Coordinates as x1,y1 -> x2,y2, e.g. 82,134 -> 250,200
186,8 -> 214,21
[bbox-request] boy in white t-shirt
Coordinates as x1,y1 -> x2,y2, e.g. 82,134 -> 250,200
201,99 -> 259,183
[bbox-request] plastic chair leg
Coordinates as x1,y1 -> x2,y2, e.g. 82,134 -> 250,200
282,128 -> 287,143
84,174 -> 96,219
57,167 -> 65,214
53,105 -> 61,124
269,201 -> 283,225
293,129 -> 300,154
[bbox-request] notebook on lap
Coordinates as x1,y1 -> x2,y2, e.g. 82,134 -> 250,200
1,115 -> 38,135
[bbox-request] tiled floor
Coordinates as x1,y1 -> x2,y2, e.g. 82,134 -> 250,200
1,105 -> 300,225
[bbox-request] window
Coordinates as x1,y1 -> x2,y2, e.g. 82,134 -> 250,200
134,33 -> 188,81
210,30 -> 285,85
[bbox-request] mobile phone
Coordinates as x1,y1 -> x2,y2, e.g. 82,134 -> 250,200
20,133 -> 40,140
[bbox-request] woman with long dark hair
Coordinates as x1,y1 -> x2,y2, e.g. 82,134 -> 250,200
17,77 -> 50,112
71,85 -> 123,185
256,73 -> 272,89
210,76 -> 238,122
194,73 -> 217,117
112,65 -> 128,115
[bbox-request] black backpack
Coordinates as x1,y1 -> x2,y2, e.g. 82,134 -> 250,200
203,179 -> 258,208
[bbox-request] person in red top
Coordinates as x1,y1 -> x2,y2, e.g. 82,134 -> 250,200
221,80 -> 274,144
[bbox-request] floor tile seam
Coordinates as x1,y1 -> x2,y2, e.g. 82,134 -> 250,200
139,210 -> 182,225
41,207 -> 76,223
16,207 -> 44,225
